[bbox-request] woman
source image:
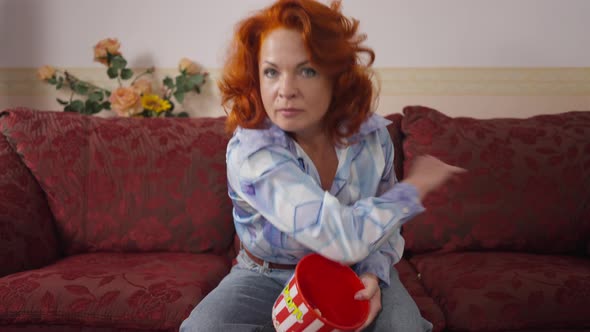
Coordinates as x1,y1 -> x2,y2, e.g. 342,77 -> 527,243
181,1 -> 464,331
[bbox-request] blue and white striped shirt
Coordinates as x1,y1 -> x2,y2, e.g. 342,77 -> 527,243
226,114 -> 424,286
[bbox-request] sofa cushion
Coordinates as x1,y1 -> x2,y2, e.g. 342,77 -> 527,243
396,259 -> 445,332
401,106 -> 590,255
0,325 -> 165,332
0,115 -> 60,277
0,108 -> 234,256
0,252 -> 230,330
410,252 -> 590,332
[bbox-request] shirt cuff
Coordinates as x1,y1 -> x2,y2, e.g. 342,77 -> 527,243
354,252 -> 392,288
380,182 -> 425,224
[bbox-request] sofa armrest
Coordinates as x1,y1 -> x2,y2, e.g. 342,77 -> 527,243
0,111 -> 60,277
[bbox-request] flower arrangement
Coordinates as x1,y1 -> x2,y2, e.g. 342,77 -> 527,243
37,38 -> 208,117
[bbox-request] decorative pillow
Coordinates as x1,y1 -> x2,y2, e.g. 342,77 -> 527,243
1,108 -> 235,256
0,123 -> 59,276
401,106 -> 590,255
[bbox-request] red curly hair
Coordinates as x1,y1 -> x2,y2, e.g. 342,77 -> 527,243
220,0 -> 376,144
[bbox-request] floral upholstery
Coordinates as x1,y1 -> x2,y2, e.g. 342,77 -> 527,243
2,106 -> 589,332
396,259 -> 445,332
410,252 -> 590,332
14,328 -> 586,332
0,108 -> 235,256
0,124 -> 59,277
0,326 -> 161,332
0,252 -> 230,331
401,106 -> 590,255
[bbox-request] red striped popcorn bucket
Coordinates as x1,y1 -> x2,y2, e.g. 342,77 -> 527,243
272,253 -> 369,332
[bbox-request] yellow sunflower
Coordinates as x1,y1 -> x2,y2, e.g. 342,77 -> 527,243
141,94 -> 172,113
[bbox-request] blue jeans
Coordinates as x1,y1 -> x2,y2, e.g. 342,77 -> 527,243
180,250 -> 433,332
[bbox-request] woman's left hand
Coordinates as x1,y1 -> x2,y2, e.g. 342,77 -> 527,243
353,273 -> 381,331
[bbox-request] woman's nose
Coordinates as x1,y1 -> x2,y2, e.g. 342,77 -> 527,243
278,75 -> 297,99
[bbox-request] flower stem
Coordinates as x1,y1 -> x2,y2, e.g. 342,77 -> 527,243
61,70 -> 110,95
130,67 -> 155,85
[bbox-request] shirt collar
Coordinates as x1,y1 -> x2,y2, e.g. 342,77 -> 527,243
237,113 -> 391,151
343,113 -> 392,144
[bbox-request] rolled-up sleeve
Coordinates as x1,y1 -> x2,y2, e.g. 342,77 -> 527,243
354,126 -> 417,287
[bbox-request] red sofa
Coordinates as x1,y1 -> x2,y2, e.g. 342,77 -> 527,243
1,106 -> 589,332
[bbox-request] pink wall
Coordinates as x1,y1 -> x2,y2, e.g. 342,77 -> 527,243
0,0 -> 588,118
1,0 -> 589,68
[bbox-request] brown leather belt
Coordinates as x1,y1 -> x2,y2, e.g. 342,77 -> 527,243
243,247 -> 298,270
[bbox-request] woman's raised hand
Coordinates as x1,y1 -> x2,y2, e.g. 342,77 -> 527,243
402,155 -> 467,200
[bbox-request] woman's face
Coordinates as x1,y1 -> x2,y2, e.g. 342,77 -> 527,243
258,28 -> 333,139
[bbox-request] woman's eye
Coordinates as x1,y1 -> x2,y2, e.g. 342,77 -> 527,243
263,68 -> 278,78
300,67 -> 317,78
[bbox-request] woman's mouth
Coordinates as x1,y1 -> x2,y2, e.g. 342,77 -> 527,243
277,108 -> 303,118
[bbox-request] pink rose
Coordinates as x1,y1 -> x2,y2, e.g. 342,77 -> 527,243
37,65 -> 56,81
132,79 -> 153,95
178,58 -> 200,75
94,38 -> 121,65
109,87 -> 142,117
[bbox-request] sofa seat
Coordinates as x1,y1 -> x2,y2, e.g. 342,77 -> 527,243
0,253 -> 231,331
397,258 -> 446,332
410,252 -> 590,332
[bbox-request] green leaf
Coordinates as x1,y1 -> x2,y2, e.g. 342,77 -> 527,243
188,74 -> 205,87
163,77 -> 174,89
105,90 -> 111,97
88,91 -> 103,102
56,98 -> 69,105
47,77 -> 58,85
120,68 -> 134,80
106,53 -> 115,65
177,112 -> 189,118
173,91 -> 185,104
110,55 -> 127,70
70,100 -> 85,113
101,101 -> 111,110
64,105 -> 75,112
95,102 -> 106,112
73,83 -> 89,95
175,75 -> 189,92
85,100 -> 103,114
107,67 -> 118,79
55,79 -> 63,89
83,100 -> 94,114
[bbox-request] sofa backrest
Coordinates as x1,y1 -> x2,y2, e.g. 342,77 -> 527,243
0,108 -> 235,256
0,113 -> 60,276
400,106 -> 590,256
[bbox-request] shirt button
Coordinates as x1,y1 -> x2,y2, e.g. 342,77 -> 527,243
402,207 -> 410,214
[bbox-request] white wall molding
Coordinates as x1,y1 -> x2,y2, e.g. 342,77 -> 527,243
2,67 -> 590,97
